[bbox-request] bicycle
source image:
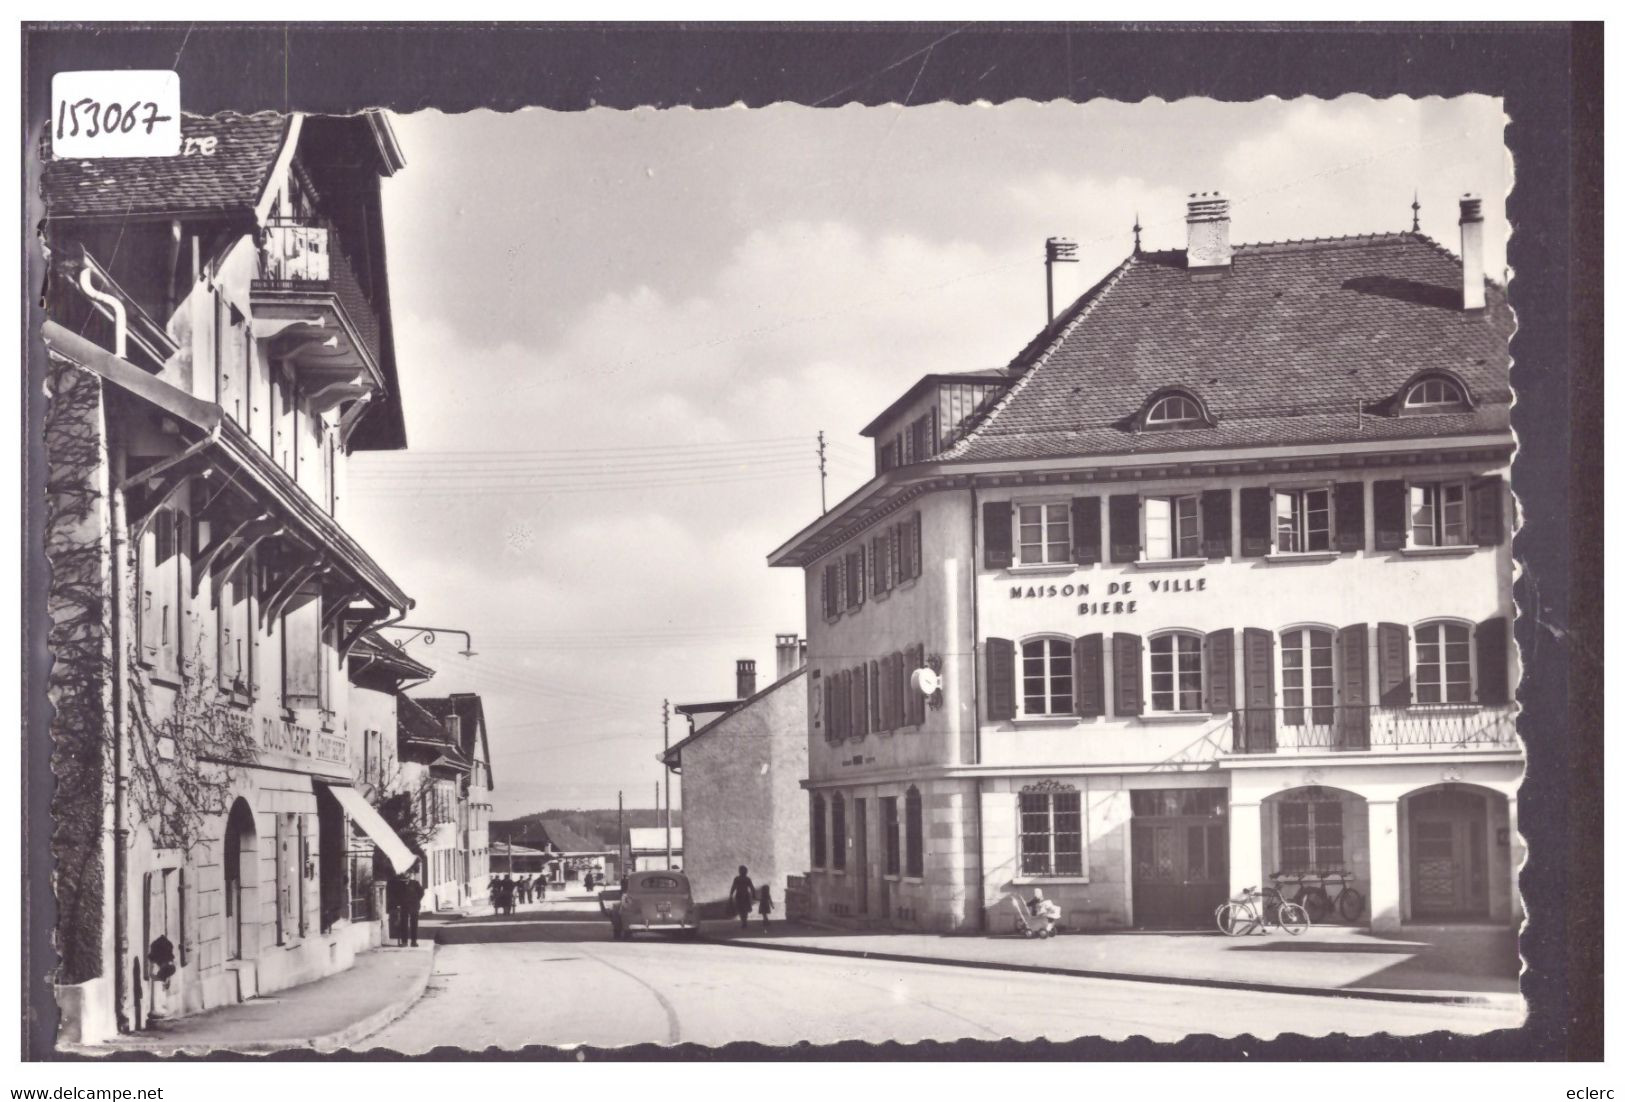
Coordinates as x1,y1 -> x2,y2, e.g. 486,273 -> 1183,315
1274,868 -> 1365,923
1215,885 -> 1310,936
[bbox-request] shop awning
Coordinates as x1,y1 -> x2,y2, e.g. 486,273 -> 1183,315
322,783 -> 417,874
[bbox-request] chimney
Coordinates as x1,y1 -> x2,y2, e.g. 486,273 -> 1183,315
1458,194 -> 1486,311
775,633 -> 802,680
1185,192 -> 1232,269
736,659 -> 757,700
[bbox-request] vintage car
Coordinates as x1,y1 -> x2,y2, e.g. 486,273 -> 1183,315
600,871 -> 700,940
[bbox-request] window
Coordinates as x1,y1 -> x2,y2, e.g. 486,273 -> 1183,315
1274,488 -> 1332,553
1144,393 -> 1203,427
1017,502 -> 1071,565
1415,621 -> 1472,704
881,796 -> 900,876
1021,638 -> 1074,716
811,795 -> 827,868
1409,482 -> 1468,547
1144,494 -> 1201,559
870,529 -> 892,594
1019,785 -> 1083,877
1278,795 -> 1344,873
1403,377 -> 1466,409
1148,632 -> 1204,712
1281,628 -> 1335,726
831,795 -> 847,871
904,787 -> 924,878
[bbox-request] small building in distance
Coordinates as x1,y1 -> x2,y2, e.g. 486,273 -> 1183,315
663,635 -> 808,914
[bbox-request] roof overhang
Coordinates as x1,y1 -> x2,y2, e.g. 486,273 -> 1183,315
768,432 -> 1517,568
44,319 -> 413,618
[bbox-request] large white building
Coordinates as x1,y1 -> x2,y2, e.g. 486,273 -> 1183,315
770,193 -> 1520,936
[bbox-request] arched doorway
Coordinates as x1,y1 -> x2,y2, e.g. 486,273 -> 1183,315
1404,786 -> 1495,921
223,799 -> 258,961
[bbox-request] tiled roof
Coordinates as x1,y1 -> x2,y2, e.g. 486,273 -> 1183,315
397,695 -> 454,748
947,234 -> 1513,462
42,112 -> 290,219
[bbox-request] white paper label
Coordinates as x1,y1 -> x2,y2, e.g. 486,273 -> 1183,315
51,70 -> 180,159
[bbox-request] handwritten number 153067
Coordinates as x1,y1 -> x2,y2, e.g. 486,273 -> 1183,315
57,98 -> 174,141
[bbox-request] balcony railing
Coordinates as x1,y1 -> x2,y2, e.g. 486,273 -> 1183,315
1228,704 -> 1519,755
254,218 -> 383,366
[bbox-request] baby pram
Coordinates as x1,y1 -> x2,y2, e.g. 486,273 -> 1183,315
1011,895 -> 1061,938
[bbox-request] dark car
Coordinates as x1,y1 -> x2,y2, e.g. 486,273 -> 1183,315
600,871 -> 699,940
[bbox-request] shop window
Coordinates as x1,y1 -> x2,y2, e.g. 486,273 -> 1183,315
1274,488 -> 1332,553
1144,494 -> 1201,560
1016,501 -> 1071,565
1415,621 -> 1472,704
1278,795 -> 1344,873
811,794 -> 827,868
904,787 -> 924,878
1020,637 -> 1074,716
1148,631 -> 1204,713
831,794 -> 847,872
882,796 -> 900,877
1019,784 -> 1083,877
1409,481 -> 1468,547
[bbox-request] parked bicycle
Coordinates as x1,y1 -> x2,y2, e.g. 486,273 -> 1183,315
1215,885 -> 1310,936
1272,869 -> 1365,923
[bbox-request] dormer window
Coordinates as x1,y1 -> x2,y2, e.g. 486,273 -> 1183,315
1402,376 -> 1468,410
1137,390 -> 1211,431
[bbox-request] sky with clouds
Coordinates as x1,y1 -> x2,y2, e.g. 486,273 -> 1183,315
341,95 -> 1510,817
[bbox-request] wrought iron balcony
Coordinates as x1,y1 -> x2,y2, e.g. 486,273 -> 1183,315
1228,704 -> 1519,755
251,218 -> 385,401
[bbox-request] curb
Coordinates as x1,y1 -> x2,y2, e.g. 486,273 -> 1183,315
710,937 -> 1521,1009
70,945 -> 437,1056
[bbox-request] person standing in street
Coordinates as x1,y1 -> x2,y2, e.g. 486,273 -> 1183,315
400,872 -> 425,947
730,866 -> 756,930
757,882 -> 774,929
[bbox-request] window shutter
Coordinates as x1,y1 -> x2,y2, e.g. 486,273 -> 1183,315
820,564 -> 831,620
1072,497 -> 1102,565
1334,482 -> 1366,552
1471,476 -> 1506,547
217,572 -> 236,693
854,665 -> 869,737
985,638 -> 1016,721
908,513 -> 922,580
1200,490 -> 1232,559
1338,623 -> 1371,749
1372,480 -> 1408,550
1376,622 -> 1411,706
878,654 -> 892,730
1074,634 -> 1105,717
1475,615 -> 1510,704
1112,632 -> 1143,716
822,676 -> 834,742
982,501 -> 1012,569
902,646 -> 916,725
1205,629 -> 1234,713
1238,487 -> 1272,557
1240,627 -> 1276,751
892,651 -> 907,727
869,659 -> 882,730
1108,495 -> 1141,563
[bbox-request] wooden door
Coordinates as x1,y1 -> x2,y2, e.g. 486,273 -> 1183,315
1409,790 -> 1489,919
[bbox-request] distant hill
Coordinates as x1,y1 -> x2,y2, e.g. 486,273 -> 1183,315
493,808 -> 682,851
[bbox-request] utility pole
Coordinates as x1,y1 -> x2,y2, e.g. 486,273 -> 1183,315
816,431 -> 828,514
1045,237 -> 1079,326
617,790 -> 625,882
662,698 -> 672,870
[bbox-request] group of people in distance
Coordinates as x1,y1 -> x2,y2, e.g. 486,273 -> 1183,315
490,872 -> 559,914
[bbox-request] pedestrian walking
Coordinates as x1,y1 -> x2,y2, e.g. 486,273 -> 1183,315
729,866 -> 756,930
400,872 -> 424,946
517,876 -> 530,905
758,883 -> 774,929
584,871 -> 595,892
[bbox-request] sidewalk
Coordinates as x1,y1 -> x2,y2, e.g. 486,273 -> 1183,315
72,944 -> 434,1056
699,919 -> 1523,1008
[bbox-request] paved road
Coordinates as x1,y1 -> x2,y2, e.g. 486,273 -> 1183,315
360,911 -> 1522,1051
